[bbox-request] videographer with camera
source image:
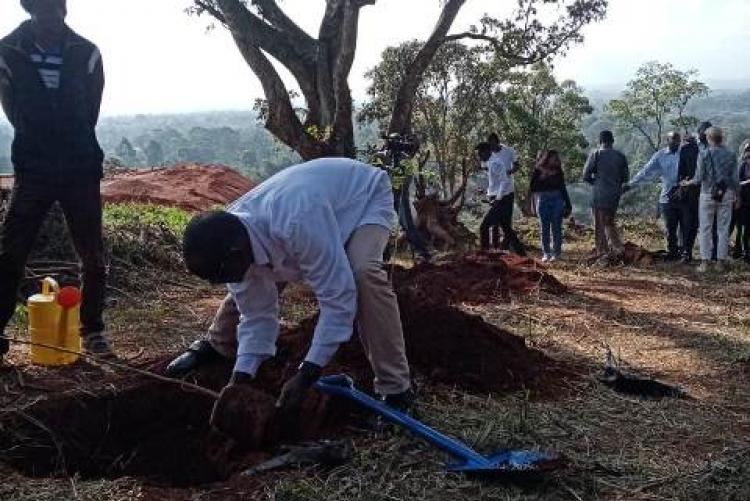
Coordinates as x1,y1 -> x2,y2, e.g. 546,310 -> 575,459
681,126 -> 740,273
376,133 -> 431,263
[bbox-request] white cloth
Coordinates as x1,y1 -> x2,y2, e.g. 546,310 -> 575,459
226,158 -> 395,375
486,146 -> 518,198
698,191 -> 735,261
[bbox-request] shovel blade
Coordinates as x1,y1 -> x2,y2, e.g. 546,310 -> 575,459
447,449 -> 563,474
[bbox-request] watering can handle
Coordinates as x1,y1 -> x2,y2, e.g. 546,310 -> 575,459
41,277 -> 60,297
314,375 -> 489,466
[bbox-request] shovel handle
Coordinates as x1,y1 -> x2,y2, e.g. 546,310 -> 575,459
314,375 -> 488,466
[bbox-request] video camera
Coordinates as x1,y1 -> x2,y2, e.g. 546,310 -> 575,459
382,133 -> 419,156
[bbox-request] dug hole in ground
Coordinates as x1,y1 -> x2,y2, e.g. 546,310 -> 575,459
0,252 -> 572,488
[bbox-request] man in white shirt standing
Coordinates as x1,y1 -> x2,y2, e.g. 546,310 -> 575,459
477,134 -> 526,256
180,158 -> 413,432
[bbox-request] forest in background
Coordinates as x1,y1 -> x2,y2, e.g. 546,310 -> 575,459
1,87 -> 749,183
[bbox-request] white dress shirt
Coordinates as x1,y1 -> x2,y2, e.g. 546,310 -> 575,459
486,146 -> 518,199
226,158 -> 395,376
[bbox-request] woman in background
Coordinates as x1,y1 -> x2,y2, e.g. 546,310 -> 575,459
529,150 -> 572,262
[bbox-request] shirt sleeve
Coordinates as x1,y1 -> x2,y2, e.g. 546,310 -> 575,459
728,154 -> 740,190
284,205 -> 357,367
0,55 -> 14,125
87,47 -> 104,127
487,159 -> 500,197
690,151 -> 706,185
630,151 -> 662,186
229,276 -> 280,376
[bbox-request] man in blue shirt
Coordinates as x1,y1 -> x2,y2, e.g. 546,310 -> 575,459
626,132 -> 682,259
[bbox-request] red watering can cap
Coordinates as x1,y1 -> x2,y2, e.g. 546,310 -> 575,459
57,286 -> 82,309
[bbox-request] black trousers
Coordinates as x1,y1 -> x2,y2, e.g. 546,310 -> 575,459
736,205 -> 750,257
480,193 -> 525,256
0,177 -> 106,355
660,202 -> 681,256
677,196 -> 699,259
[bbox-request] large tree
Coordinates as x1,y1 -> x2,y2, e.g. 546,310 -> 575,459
360,41 -> 493,198
190,0 -> 608,160
606,61 -> 709,153
483,62 -> 593,185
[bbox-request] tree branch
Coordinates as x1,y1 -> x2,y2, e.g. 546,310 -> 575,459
388,0 -> 466,134
250,0 -> 316,47
215,0 -> 321,126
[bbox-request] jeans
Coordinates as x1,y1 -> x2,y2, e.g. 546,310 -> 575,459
205,225 -> 411,396
660,202 -> 681,256
0,177 -> 106,346
536,190 -> 564,257
593,207 -> 623,256
480,193 -> 525,255
699,191 -> 735,261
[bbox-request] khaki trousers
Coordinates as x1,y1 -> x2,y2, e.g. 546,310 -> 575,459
593,208 -> 624,256
206,224 -> 411,396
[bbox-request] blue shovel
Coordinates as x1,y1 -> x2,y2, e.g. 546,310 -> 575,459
314,374 -> 562,474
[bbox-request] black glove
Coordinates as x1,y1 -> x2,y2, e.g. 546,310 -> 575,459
276,361 -> 322,412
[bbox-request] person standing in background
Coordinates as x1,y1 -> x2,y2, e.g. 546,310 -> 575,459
477,139 -> 526,256
0,0 -> 111,362
583,130 -> 629,260
626,132 -> 683,260
682,127 -> 739,273
529,150 -> 571,263
735,142 -> 750,263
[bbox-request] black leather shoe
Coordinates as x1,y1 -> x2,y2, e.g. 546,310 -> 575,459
166,340 -> 224,378
382,388 -> 417,414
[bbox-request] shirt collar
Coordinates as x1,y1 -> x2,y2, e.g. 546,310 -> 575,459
235,213 -> 271,267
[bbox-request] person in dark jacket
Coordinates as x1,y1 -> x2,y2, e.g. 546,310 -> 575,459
736,142 -> 750,262
529,150 -> 571,262
582,130 -> 629,258
0,0 -> 111,362
676,133 -> 701,263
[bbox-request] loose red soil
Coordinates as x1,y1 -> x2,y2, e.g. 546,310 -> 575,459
393,251 -> 566,306
0,254 -> 572,488
101,164 -> 254,212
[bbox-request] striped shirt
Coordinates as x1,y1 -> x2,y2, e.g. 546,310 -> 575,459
30,44 -> 63,90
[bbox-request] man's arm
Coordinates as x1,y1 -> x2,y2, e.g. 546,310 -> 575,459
286,206 -> 357,368
0,55 -> 14,125
87,47 -> 104,126
621,154 -> 630,186
582,152 -> 596,184
684,151 -> 705,186
229,276 -> 280,377
629,151 -> 662,186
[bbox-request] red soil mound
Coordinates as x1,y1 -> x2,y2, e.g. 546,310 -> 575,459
101,164 -> 254,212
393,251 -> 566,306
0,254 -> 572,487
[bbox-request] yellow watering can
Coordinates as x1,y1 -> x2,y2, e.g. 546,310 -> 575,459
28,277 -> 82,366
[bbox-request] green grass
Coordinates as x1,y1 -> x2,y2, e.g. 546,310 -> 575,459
103,203 -> 192,234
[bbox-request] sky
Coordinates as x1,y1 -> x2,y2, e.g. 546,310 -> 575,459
1,0 -> 749,117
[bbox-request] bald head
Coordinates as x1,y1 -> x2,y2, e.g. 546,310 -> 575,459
666,132 -> 681,153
